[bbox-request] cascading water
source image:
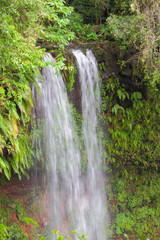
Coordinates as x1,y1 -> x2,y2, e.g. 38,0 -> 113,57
73,49 -> 107,240
35,51 -> 108,239
36,53 -> 83,235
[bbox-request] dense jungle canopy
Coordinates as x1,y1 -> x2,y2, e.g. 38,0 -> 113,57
0,0 -> 160,239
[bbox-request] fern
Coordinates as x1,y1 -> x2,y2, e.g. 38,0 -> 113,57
0,115 -> 11,138
0,157 -> 7,169
0,157 -> 11,179
0,135 -> 6,155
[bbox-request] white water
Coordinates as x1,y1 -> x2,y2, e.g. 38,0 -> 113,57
73,49 -> 107,240
35,51 -> 108,239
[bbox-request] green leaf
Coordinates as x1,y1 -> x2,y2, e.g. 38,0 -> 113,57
4,168 -> 10,180
0,157 -> 7,169
24,217 -> 39,226
112,104 -> 125,115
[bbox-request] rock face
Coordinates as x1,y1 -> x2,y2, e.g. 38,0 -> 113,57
65,41 -> 138,111
37,41 -> 139,112
70,42 -> 119,77
68,71 -> 82,114
75,42 -> 138,86
65,42 -> 120,111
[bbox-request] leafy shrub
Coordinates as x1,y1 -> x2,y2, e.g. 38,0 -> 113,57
0,0 -> 76,179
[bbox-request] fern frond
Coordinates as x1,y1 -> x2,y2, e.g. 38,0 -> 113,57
0,134 -> 6,154
0,157 -> 6,169
9,104 -> 20,121
0,115 -> 11,138
10,159 -> 20,174
0,157 -> 11,180
21,85 -> 33,106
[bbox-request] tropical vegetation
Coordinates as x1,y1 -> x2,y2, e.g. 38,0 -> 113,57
0,0 -> 160,239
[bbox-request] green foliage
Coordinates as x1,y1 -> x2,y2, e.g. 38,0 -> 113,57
62,54 -> 77,92
69,0 -> 104,24
24,217 -> 39,226
102,76 -> 160,169
102,15 -> 144,47
69,0 -> 131,24
52,229 -> 88,240
70,105 -> 88,173
105,0 -> 131,15
100,2 -> 160,237
40,0 -> 75,48
0,223 -> 8,240
109,170 -> 160,239
81,24 -> 98,41
103,0 -> 160,86
0,0 -> 76,179
0,194 -> 50,239
67,12 -> 98,41
0,197 -> 29,240
7,223 -> 28,240
67,12 -> 84,36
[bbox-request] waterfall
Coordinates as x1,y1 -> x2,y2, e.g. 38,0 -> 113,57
73,49 -> 107,240
35,53 -> 83,235
34,51 -> 108,239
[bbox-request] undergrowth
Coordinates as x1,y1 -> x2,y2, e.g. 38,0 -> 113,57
108,169 -> 160,239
